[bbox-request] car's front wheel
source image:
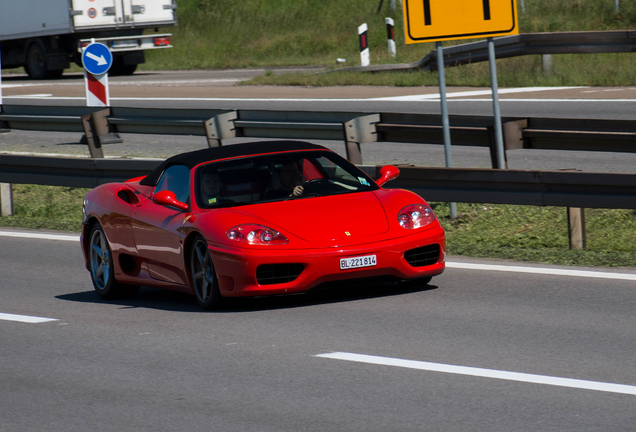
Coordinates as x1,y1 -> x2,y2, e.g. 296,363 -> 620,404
190,235 -> 222,310
89,223 -> 139,299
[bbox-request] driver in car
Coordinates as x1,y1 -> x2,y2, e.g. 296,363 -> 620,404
266,161 -> 305,199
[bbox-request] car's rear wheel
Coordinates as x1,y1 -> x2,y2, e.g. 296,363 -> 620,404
89,223 -> 139,299
190,236 -> 222,310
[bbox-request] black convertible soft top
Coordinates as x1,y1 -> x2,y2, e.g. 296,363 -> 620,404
140,140 -> 327,186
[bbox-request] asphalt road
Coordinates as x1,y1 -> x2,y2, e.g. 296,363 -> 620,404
2,70 -> 636,172
3,69 -> 636,119
1,231 -> 636,432
2,70 -> 636,431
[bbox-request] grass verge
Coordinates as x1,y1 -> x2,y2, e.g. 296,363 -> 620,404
241,53 -> 636,87
0,185 -> 88,232
139,0 -> 636,87
1,185 -> 634,269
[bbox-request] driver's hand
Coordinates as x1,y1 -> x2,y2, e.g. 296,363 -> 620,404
291,185 -> 304,197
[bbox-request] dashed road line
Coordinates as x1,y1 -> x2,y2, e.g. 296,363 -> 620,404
0,230 -> 79,242
368,86 -> 586,101
0,312 -> 58,324
315,352 -> 636,396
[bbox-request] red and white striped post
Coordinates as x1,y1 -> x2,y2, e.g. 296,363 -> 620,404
84,71 -> 110,107
386,17 -> 396,57
82,41 -> 112,107
358,23 -> 370,67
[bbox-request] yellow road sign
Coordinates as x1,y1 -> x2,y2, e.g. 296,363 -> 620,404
403,0 -> 518,44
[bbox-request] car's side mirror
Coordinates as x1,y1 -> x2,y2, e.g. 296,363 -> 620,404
376,165 -> 400,187
152,190 -> 189,211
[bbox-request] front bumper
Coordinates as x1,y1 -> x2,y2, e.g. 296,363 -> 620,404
210,226 -> 445,297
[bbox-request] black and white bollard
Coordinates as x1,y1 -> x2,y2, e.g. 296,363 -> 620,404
358,23 -> 370,67
386,18 -> 396,57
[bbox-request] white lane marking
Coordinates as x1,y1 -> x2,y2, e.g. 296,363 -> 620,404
3,95 -> 636,103
315,352 -> 636,396
111,79 -> 243,85
4,93 -> 54,98
2,230 -> 636,281
368,86 -> 586,101
0,84 -> 37,88
0,312 -> 58,323
446,262 -> 636,281
0,230 -> 79,242
448,98 -> 636,103
1,79 -> 242,88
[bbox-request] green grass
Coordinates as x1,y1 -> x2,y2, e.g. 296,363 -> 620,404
433,202 -> 636,268
242,53 -> 636,87
0,184 -> 88,232
1,185 -> 634,268
139,0 -> 636,87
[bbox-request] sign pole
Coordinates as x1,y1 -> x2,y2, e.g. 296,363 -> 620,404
436,42 -> 456,218
0,44 -> 3,107
82,41 -> 113,107
487,37 -> 506,169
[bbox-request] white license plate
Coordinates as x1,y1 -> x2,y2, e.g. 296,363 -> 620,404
112,40 -> 138,49
340,254 -> 377,270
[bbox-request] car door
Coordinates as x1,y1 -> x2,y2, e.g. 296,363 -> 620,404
131,164 -> 191,285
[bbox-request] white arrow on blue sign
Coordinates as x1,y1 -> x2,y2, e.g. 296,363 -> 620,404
82,43 -> 113,75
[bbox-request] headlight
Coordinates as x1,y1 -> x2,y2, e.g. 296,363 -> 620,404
398,204 -> 436,229
226,224 -> 288,245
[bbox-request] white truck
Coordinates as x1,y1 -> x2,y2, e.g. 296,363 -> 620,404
0,0 -> 177,79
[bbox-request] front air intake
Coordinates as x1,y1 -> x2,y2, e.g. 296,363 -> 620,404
404,244 -> 440,267
256,264 -> 304,285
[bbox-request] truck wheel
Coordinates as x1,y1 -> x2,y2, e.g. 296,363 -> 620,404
25,42 -> 49,80
109,61 -> 137,76
24,41 -> 63,80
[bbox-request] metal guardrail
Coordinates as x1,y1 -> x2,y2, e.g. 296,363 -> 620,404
335,30 -> 636,73
0,154 -> 159,188
0,154 -> 634,210
2,105 -> 636,168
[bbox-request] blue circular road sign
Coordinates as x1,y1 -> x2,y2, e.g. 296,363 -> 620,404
82,43 -> 113,75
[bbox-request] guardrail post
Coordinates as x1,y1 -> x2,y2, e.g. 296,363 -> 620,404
567,207 -> 586,249
81,108 -> 121,158
488,119 -> 527,168
204,111 -> 238,147
542,54 -> 552,75
1,182 -> 13,216
81,114 -> 104,158
343,114 -> 380,164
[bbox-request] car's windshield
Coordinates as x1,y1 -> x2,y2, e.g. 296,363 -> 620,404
194,150 -> 378,209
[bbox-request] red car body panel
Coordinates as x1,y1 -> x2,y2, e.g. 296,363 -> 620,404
81,143 -> 445,301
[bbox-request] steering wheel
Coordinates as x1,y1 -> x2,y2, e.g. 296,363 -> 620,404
303,178 -> 329,187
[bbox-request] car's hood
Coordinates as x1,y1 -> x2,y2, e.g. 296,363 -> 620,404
234,192 -> 389,242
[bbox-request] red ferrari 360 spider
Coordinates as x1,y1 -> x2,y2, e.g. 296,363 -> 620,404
81,141 -> 445,309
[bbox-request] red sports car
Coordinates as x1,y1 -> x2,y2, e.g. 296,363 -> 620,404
81,141 -> 445,309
